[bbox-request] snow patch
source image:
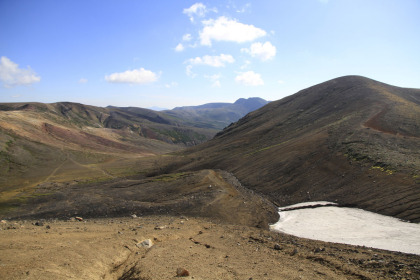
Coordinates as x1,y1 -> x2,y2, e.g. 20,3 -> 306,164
270,202 -> 420,255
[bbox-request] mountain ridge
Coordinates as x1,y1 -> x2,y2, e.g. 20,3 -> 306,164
0,97 -> 268,197
165,97 -> 269,130
170,75 -> 420,222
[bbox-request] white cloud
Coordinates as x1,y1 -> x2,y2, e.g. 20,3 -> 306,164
105,68 -> 158,84
205,74 -> 222,87
278,80 -> 285,84
165,82 -> 178,88
78,78 -> 88,84
235,71 -> 264,86
0,56 -> 40,87
241,41 -> 276,61
240,60 -> 251,69
186,65 -> 196,77
175,43 -> 185,52
187,54 -> 235,67
199,16 -> 266,46
236,3 -> 251,13
183,3 -> 213,22
212,80 -> 221,88
182,33 -> 192,41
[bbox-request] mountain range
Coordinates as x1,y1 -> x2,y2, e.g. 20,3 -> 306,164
164,97 -> 269,130
1,76 -> 419,224
0,97 -> 268,201
2,75 -> 420,279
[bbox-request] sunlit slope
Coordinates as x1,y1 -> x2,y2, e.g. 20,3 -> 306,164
178,76 -> 420,222
0,102 -> 214,193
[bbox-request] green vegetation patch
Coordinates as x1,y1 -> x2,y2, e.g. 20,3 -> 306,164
370,165 -> 395,175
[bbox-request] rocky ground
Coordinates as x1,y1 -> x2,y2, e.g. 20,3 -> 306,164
1,216 -> 419,280
1,168 -> 420,280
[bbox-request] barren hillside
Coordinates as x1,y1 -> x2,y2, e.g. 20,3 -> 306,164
172,76 -> 420,222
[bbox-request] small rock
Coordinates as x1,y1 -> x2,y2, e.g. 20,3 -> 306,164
0,220 -> 6,224
75,217 -> 83,222
34,221 -> 44,226
136,239 -> 153,248
274,244 -> 282,250
176,268 -> 189,277
290,248 -> 298,256
131,214 -> 137,218
46,225 -> 51,229
154,225 -> 166,230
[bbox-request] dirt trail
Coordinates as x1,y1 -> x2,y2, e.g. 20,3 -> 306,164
363,105 -> 419,138
67,157 -> 116,179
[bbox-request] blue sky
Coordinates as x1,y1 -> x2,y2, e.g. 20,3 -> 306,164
1,0 -> 419,109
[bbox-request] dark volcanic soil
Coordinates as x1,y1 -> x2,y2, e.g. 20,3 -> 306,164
4,169 -> 279,229
168,76 -> 420,222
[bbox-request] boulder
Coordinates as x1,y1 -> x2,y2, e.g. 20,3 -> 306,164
176,268 -> 189,277
136,239 -> 153,248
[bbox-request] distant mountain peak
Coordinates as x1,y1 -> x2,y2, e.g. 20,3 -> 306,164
165,97 -> 269,130
234,97 -> 267,104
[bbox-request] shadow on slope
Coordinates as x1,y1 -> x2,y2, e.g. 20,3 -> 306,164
4,169 -> 278,229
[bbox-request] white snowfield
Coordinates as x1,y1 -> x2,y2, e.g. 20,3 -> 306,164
270,202 -> 420,255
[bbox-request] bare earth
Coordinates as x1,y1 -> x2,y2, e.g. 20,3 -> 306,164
1,216 -> 419,280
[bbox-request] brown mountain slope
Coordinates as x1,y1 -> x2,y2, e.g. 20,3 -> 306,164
0,102 -> 216,205
171,76 -> 420,222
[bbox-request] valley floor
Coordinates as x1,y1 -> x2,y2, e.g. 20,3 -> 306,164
1,216 -> 419,280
